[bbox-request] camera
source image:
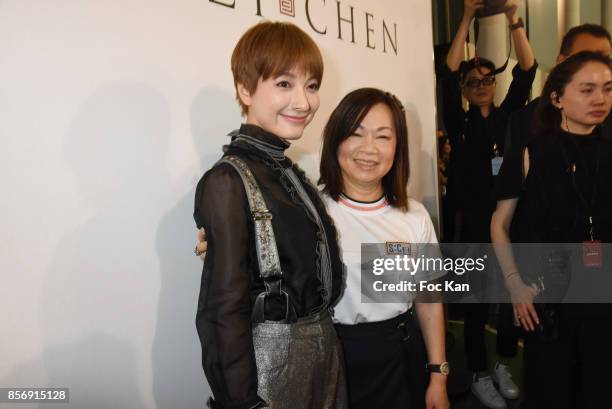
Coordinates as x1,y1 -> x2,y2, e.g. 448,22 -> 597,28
475,0 -> 509,18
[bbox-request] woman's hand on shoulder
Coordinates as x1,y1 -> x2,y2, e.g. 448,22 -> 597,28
195,227 -> 207,261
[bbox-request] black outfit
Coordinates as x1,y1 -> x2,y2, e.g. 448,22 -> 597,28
495,98 -> 612,261
493,96 -> 540,245
335,310 -> 428,409
495,98 -> 612,203
496,125 -> 612,409
441,62 -> 537,241
193,124 -> 344,409
440,62 -> 537,372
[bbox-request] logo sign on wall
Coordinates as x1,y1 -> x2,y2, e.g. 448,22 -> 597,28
280,0 -> 296,17
208,0 -> 400,55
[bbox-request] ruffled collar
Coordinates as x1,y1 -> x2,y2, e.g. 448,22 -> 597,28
228,124 -> 290,161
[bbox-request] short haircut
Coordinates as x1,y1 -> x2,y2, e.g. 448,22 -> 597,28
319,88 -> 410,211
559,24 -> 612,56
535,51 -> 612,136
459,57 -> 496,84
231,21 -> 324,115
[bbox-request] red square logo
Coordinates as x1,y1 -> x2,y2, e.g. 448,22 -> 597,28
279,0 -> 295,17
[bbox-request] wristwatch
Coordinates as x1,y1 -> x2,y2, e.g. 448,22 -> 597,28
426,361 -> 450,375
509,17 -> 525,31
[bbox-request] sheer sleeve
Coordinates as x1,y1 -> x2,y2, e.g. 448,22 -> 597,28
193,163 -> 266,409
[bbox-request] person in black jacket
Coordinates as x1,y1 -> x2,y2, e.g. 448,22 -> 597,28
440,1 -> 536,407
193,21 -> 347,409
492,24 -> 611,246
492,51 -> 612,409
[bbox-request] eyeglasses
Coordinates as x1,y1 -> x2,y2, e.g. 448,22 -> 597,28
464,76 -> 496,88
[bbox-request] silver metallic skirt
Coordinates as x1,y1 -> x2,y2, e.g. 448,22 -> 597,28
252,311 -> 348,409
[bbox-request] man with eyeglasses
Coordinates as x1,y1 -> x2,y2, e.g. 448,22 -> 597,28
439,1 -> 536,408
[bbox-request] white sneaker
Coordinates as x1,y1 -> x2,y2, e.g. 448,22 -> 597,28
471,374 -> 507,409
492,362 -> 520,399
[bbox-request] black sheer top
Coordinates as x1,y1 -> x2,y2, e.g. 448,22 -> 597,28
193,124 -> 344,409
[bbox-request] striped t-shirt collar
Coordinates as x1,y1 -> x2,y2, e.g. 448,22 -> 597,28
338,193 -> 388,212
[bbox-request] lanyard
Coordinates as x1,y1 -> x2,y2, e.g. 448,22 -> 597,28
558,133 -> 602,240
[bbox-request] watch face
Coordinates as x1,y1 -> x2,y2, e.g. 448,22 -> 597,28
440,362 -> 450,375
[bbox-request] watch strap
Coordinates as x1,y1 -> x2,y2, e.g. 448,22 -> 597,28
426,362 -> 450,375
509,17 -> 525,31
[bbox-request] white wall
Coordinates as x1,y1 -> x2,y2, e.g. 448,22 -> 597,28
0,1 -> 438,407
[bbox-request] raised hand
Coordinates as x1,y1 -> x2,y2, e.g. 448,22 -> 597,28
504,0 -> 520,22
464,0 -> 485,20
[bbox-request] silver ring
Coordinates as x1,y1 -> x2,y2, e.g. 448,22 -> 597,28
194,245 -> 203,257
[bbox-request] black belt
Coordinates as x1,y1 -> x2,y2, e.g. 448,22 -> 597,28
334,309 -> 415,341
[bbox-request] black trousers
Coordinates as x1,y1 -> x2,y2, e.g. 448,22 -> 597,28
464,303 -> 519,372
459,206 -> 520,372
335,310 -> 428,409
521,304 -> 612,409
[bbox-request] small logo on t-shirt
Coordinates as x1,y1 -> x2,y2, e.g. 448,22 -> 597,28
385,242 -> 413,256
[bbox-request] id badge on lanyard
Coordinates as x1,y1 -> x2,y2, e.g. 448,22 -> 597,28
491,143 -> 503,176
563,140 -> 604,268
583,217 -> 602,268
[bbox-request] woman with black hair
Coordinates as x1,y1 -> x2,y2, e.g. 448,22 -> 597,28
493,51 -> 612,409
318,88 -> 448,409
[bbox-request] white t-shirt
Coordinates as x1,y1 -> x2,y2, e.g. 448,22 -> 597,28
323,193 -> 442,325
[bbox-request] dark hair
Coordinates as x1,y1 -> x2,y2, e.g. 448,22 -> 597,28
459,57 -> 496,84
534,51 -> 612,136
231,21 -> 323,115
318,88 -> 410,211
559,24 -> 611,56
